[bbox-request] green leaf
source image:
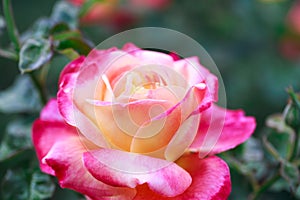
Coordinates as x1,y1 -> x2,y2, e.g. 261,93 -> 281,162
265,114 -> 294,159
280,161 -> 300,193
21,18 -> 52,41
0,149 -> 34,170
264,130 -> 292,160
58,48 -> 80,60
2,170 -> 28,200
50,23 -> 88,58
1,169 -> 55,200
295,185 -> 300,199
52,30 -> 82,41
18,38 -> 53,73
241,138 -> 269,179
0,76 -> 42,113
284,89 -> 300,130
271,179 -> 290,192
56,37 -> 92,55
0,118 -> 33,162
49,22 -> 71,35
29,171 -> 55,200
51,1 -> 79,29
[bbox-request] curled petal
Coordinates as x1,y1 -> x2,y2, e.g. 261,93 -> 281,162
32,120 -> 74,175
58,56 -> 85,85
189,104 -> 256,157
83,149 -> 192,197
175,155 -> 231,200
174,57 -> 218,102
150,82 -> 212,122
122,43 -> 140,53
58,72 -> 79,125
134,154 -> 231,200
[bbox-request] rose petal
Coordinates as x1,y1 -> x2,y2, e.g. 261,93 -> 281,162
176,155 -> 231,200
86,98 -> 168,107
58,72 -> 79,126
40,98 -> 64,122
58,49 -> 139,126
34,120 -> 136,200
32,120 -> 74,175
189,104 -> 256,157
83,148 -> 192,197
73,107 -> 110,148
122,43 -> 140,53
133,155 -> 231,200
174,57 -> 218,102
122,43 -> 174,66
112,64 -> 187,99
164,113 -> 200,161
131,50 -> 174,66
129,83 -> 212,156
58,68 -> 109,147
58,56 -> 85,85
32,100 -> 77,175
87,92 -> 181,154
149,83 -> 213,122
71,50 -> 140,127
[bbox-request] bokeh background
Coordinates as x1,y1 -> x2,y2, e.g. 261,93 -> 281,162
0,0 -> 300,199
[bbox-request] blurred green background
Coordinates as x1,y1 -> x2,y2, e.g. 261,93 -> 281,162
0,0 -> 300,199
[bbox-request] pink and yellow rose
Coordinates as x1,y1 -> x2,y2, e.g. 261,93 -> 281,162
32,43 -> 256,199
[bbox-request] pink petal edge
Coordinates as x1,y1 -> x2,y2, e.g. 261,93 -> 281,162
133,154 -> 231,200
83,148 -> 192,197
190,104 -> 256,157
32,100 -> 136,200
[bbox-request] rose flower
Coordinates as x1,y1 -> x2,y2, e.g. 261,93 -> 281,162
32,43 -> 256,200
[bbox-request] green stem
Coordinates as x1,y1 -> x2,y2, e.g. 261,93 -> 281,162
3,0 -> 20,53
251,173 -> 280,200
29,73 -> 47,105
291,128 -> 299,161
0,48 -> 17,60
286,89 -> 300,160
263,134 -> 284,162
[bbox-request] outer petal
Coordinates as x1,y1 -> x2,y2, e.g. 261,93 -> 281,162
58,56 -> 85,85
189,104 -> 256,157
32,120 -> 74,175
33,119 -> 136,200
83,148 -> 192,197
122,43 -> 174,67
133,154 -> 231,200
40,98 -> 64,122
58,65 -> 109,147
176,155 -> 231,200
32,99 -> 74,174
